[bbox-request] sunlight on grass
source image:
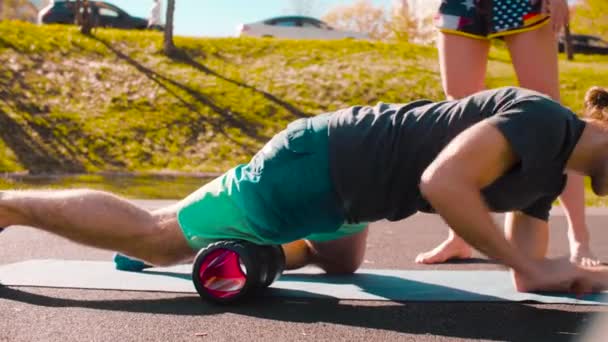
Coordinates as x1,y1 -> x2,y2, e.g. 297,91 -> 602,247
0,22 -> 607,205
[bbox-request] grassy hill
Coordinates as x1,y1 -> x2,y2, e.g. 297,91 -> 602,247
1,21 -> 608,202
0,21 -> 445,174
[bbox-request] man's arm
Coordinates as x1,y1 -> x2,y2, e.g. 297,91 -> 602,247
419,121 -> 600,292
505,211 -> 562,291
420,121 -> 538,275
507,211 -> 608,292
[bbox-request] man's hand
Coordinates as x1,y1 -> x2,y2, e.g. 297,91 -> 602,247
512,257 -> 606,296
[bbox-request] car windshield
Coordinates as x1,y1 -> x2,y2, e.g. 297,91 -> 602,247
589,38 -> 608,48
301,18 -> 333,30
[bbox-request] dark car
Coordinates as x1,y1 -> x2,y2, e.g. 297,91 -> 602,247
559,34 -> 608,55
40,1 -> 152,30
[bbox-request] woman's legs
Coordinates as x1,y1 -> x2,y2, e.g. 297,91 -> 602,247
283,226 -> 369,274
436,32 -> 491,100
504,22 -> 599,266
414,32 -> 490,264
0,189 -> 196,266
561,173 -> 599,266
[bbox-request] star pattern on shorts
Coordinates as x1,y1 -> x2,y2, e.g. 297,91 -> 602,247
461,0 -> 476,11
492,0 -> 531,32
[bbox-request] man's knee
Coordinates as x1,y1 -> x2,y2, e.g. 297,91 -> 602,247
312,241 -> 366,274
123,212 -> 193,267
311,228 -> 368,274
320,257 -> 363,275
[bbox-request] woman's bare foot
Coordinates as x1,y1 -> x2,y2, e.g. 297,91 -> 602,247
415,237 -> 473,264
570,243 -> 602,267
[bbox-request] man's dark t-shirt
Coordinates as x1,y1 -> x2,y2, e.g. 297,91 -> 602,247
328,87 -> 586,224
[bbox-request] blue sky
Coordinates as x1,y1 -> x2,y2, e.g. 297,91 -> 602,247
37,0 -> 579,38
88,0 -> 415,37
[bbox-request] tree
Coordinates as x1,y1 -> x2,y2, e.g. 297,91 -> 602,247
564,24 -> 574,61
74,0 -> 93,35
0,0 -> 39,22
398,0 -> 439,44
322,0 -> 433,43
389,0 -> 417,42
322,0 -> 391,40
164,0 -> 175,56
570,0 -> 608,40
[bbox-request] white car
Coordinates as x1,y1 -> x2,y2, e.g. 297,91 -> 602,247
238,16 -> 369,40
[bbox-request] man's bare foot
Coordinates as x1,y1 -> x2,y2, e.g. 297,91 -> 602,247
415,238 -> 473,264
570,243 -> 601,267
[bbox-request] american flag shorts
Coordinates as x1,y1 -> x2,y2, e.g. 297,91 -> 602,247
435,0 -> 550,39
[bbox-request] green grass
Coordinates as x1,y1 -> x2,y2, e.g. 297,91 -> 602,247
1,21 -> 608,204
0,22 -> 443,175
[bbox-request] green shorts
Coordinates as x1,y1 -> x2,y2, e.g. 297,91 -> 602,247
177,113 -> 367,249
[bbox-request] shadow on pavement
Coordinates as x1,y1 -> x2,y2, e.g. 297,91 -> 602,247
0,278 -> 599,342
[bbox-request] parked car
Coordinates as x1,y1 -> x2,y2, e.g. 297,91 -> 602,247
558,34 -> 608,55
39,1 -> 154,30
238,16 -> 369,40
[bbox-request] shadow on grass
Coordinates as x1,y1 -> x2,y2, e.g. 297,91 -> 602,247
90,35 -> 267,154
168,48 -> 307,119
0,36 -> 125,173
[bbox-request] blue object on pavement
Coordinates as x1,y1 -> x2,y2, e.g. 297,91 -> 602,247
113,253 -> 152,272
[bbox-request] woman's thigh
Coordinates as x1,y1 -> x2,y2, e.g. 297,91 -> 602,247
504,22 -> 560,100
437,32 -> 491,99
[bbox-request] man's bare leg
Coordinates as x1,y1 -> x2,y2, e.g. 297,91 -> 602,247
283,226 -> 368,274
0,189 -> 195,266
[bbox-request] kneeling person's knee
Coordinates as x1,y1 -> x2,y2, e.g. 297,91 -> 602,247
320,259 -> 362,275
309,231 -> 367,275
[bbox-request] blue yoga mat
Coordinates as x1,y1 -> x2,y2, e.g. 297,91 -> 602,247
0,259 -> 606,305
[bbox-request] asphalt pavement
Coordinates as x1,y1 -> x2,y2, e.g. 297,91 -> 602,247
1,200 -> 608,342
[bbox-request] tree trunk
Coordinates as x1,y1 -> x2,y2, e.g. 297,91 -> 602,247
564,24 -> 574,61
80,0 -> 93,35
74,0 -> 92,35
164,0 -> 175,56
74,0 -> 82,25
